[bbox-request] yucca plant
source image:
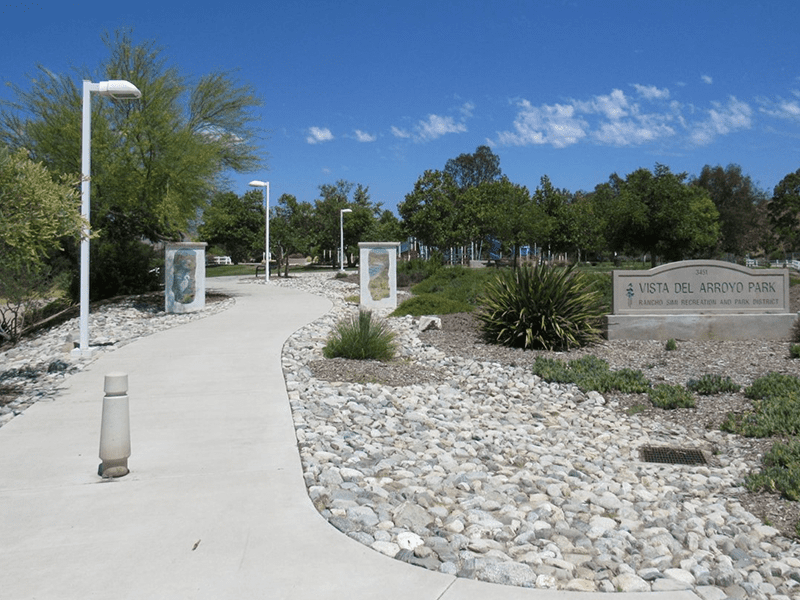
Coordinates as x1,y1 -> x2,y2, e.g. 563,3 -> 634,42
477,263 -> 605,351
323,309 -> 396,361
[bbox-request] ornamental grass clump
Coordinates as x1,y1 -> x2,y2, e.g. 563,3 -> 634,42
323,310 -> 396,361
477,263 -> 605,351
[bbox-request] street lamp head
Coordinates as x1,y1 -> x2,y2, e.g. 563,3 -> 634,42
249,180 -> 269,187
96,80 -> 141,100
341,208 -> 353,214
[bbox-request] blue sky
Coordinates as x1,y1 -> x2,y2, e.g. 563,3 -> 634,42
2,0 -> 799,214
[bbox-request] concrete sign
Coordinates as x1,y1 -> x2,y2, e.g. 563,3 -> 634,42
607,260 -> 796,340
359,242 -> 400,310
165,242 -> 207,314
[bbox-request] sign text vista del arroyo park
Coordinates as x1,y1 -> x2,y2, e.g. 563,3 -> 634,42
612,260 -> 789,315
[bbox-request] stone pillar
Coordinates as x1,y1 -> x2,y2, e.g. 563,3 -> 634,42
359,242 -> 400,310
165,242 -> 207,314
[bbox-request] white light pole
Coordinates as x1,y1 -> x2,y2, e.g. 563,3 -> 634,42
249,180 -> 270,280
339,208 -> 352,273
73,80 -> 141,358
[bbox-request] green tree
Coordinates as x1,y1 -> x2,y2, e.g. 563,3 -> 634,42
311,180 -> 382,267
0,29 -> 263,300
768,168 -> 800,251
598,164 -> 719,267
398,170 -> 465,253
270,193 -> 314,276
198,190 -> 264,263
373,209 -> 404,242
444,145 -> 503,190
693,164 -> 767,255
0,148 -> 85,342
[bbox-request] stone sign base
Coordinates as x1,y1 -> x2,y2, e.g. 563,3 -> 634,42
605,313 -> 797,341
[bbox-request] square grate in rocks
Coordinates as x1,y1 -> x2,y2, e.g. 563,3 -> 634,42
640,445 -> 707,466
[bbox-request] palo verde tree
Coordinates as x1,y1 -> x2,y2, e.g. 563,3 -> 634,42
596,164 -> 719,267
0,29 -> 264,300
0,148 -> 86,343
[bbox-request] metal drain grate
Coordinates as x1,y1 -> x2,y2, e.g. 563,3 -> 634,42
640,445 -> 707,466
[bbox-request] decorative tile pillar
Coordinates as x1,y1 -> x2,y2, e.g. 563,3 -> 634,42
165,242 -> 207,313
358,242 -> 400,310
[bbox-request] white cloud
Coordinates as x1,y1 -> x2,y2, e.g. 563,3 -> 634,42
392,102 -> 473,142
593,116 -> 675,146
416,114 -> 467,141
306,126 -> 334,144
689,96 -> 753,145
633,84 -> 670,100
354,129 -> 377,142
496,100 -> 587,148
390,125 -> 411,139
759,94 -> 800,121
701,74 -> 713,85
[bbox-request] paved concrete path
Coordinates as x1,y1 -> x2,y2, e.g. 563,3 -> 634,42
0,278 -> 698,600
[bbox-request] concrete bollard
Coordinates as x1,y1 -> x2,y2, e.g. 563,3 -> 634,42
99,372 -> 131,478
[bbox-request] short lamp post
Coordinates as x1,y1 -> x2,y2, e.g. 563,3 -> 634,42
339,208 -> 352,272
249,180 -> 270,280
73,80 -> 141,358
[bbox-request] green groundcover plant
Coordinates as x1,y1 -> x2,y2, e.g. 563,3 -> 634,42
746,438 -> 800,502
323,310 -> 396,361
532,355 -> 650,394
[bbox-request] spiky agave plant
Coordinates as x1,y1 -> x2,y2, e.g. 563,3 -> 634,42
477,263 -> 605,351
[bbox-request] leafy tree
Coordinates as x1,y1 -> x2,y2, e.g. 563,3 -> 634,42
768,168 -> 800,251
597,164 -> 719,267
270,193 -> 314,276
444,145 -> 502,190
312,180 -> 381,267
472,177 -> 539,268
532,175 -> 570,257
693,164 -> 767,255
398,170 -> 466,252
0,148 -> 85,342
373,209 -> 404,242
198,190 -> 264,263
0,29 -> 263,300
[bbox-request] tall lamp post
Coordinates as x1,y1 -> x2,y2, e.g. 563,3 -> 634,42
249,180 -> 270,280
73,80 -> 141,358
339,208 -> 352,273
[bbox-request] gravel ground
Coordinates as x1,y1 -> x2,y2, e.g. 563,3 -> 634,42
312,276 -> 800,542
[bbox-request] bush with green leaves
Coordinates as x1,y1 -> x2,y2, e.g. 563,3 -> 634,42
722,392 -> 800,437
745,372 -> 800,401
477,263 -> 605,351
649,384 -> 696,409
665,338 -> 677,351
323,310 -> 396,361
533,355 -> 649,394
791,344 -> 800,359
746,438 -> 800,501
686,374 -> 740,395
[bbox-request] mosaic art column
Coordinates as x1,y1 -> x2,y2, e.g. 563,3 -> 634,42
165,242 -> 207,314
358,242 -> 400,310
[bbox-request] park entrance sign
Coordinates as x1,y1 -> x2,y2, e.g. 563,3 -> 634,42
606,260 -> 796,340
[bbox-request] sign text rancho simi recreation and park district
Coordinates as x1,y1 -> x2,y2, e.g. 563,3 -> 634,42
612,260 -> 789,315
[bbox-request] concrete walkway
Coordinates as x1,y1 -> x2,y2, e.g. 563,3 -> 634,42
0,278 -> 698,600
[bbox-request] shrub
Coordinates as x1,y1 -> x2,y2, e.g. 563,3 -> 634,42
745,438 -> 800,501
721,392 -> 800,437
411,266 -> 493,307
686,374 -> 740,395
649,384 -> 696,409
745,373 -> 800,401
391,293 -> 472,317
323,310 -> 396,361
665,338 -> 677,351
477,263 -> 605,351
790,344 -> 800,359
533,355 -> 650,394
